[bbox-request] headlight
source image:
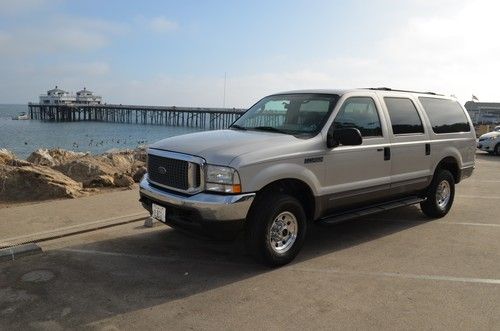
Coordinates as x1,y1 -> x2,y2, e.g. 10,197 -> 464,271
205,165 -> 241,193
486,136 -> 497,141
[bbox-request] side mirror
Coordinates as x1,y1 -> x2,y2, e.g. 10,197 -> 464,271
327,127 -> 363,148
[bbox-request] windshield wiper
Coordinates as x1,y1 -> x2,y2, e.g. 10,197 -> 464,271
250,126 -> 290,135
229,124 -> 247,130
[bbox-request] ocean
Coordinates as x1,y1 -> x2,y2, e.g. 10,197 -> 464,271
0,104 -> 204,159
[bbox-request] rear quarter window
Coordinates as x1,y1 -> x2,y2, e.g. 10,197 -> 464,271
418,97 -> 471,134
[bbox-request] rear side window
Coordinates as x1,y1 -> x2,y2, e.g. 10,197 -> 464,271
334,97 -> 382,137
384,97 -> 424,134
419,97 -> 471,134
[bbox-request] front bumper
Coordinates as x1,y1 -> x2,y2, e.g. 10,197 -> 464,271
477,141 -> 495,152
139,175 -> 255,237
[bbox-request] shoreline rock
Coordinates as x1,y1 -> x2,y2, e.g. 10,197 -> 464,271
0,147 -> 146,203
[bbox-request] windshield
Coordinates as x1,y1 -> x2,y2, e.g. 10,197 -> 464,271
231,93 -> 339,136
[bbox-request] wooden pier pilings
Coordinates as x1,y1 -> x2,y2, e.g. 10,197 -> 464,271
28,103 -> 246,130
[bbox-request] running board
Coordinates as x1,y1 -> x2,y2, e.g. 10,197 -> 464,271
319,196 -> 425,225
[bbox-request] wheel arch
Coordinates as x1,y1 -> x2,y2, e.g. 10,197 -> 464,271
433,156 -> 461,183
250,178 -> 317,222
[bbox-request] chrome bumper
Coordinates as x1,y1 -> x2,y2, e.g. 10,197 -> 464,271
139,175 -> 255,221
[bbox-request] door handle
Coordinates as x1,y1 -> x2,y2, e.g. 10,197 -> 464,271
376,148 -> 383,152
384,147 -> 391,161
425,143 -> 431,155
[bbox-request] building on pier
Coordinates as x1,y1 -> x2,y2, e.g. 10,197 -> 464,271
39,86 -> 75,105
76,87 -> 102,104
39,86 -> 103,105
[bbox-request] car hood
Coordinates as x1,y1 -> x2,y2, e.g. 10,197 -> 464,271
480,131 -> 500,139
149,129 -> 305,165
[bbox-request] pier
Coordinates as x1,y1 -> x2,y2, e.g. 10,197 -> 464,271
28,103 -> 246,129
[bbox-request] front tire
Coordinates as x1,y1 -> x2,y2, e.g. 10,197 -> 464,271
420,170 -> 455,218
495,143 -> 500,156
245,192 -> 307,267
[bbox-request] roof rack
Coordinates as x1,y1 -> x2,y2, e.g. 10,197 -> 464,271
364,87 -> 443,96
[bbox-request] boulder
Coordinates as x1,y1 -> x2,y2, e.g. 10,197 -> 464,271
113,174 -> 134,187
27,148 -> 87,167
0,149 -> 31,167
132,166 -> 147,182
0,149 -> 16,165
104,153 -> 135,174
82,175 -> 115,188
133,147 -> 147,162
0,164 -> 82,201
27,149 -> 56,166
54,157 -> 117,183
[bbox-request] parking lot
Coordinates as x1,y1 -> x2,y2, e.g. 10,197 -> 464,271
1,153 -> 499,330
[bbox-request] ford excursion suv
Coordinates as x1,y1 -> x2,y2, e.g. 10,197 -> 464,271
139,88 -> 476,266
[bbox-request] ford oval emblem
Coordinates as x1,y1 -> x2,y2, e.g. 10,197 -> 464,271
157,166 -> 167,175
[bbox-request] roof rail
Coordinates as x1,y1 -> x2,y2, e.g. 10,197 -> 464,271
364,87 -> 443,96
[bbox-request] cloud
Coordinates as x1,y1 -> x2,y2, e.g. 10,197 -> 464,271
0,15 -> 126,56
148,16 -> 179,33
0,0 -> 51,15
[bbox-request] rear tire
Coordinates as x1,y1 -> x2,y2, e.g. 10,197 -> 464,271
420,170 -> 455,218
245,192 -> 307,267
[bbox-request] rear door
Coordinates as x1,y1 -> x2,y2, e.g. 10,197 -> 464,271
322,93 -> 392,213
380,94 -> 432,195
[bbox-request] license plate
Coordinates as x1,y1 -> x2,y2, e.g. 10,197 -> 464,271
152,203 -> 166,223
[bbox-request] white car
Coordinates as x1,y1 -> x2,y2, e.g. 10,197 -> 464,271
477,127 -> 500,155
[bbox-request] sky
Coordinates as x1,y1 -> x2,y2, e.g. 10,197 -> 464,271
0,0 -> 499,107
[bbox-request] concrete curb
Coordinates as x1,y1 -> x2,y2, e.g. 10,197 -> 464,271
0,243 -> 42,262
0,212 -> 148,249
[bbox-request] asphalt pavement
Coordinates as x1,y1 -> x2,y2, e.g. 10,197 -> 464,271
0,153 -> 499,330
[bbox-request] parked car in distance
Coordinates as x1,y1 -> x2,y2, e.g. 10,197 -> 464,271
477,126 -> 500,155
139,88 -> 476,266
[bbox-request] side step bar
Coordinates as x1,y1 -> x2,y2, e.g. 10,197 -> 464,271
319,196 -> 425,225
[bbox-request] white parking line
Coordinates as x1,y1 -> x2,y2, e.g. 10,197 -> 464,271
456,195 -> 500,199
60,248 -> 500,285
444,222 -> 500,228
291,267 -> 500,285
366,218 -> 500,228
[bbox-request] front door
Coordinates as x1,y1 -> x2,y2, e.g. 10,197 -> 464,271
323,94 -> 392,214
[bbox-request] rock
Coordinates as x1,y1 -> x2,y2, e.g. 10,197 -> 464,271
27,149 -> 56,166
0,164 -> 82,201
113,174 -> 134,187
82,175 -> 115,188
0,149 -> 31,167
54,157 -> 117,183
27,149 -> 86,167
0,149 -> 16,165
132,166 -> 147,182
133,147 -> 147,162
104,153 -> 135,174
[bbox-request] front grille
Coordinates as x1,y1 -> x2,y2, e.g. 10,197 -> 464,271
148,154 -> 197,191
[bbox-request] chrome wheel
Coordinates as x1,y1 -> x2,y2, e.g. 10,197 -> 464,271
269,211 -> 298,254
436,180 -> 451,209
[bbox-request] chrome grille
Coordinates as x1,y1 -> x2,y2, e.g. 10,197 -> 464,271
147,150 -> 203,193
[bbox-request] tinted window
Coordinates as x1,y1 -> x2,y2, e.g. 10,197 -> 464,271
384,97 -> 424,134
334,97 -> 382,137
419,97 -> 471,134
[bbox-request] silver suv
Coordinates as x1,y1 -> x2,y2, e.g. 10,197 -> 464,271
139,88 -> 476,266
